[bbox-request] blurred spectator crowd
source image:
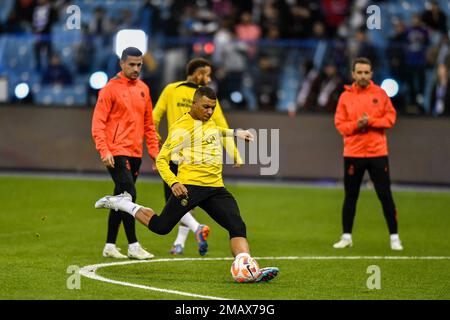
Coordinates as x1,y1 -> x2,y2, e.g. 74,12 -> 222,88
0,0 -> 449,116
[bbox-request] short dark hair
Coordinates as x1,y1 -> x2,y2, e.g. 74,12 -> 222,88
121,47 -> 142,61
352,57 -> 372,71
193,86 -> 216,101
186,58 -> 212,76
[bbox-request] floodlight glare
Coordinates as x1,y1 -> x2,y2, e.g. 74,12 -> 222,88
89,71 -> 108,90
381,78 -> 399,98
114,29 -> 148,58
15,82 -> 30,99
230,91 -> 243,103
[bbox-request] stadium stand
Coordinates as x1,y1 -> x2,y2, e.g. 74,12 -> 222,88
0,0 -> 449,115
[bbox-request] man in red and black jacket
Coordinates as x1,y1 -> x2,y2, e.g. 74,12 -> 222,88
92,47 -> 159,259
333,57 -> 403,251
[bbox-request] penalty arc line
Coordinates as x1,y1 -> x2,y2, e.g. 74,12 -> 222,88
80,259 -> 231,300
79,256 -> 450,300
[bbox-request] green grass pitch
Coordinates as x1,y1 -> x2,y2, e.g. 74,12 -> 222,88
0,175 -> 449,300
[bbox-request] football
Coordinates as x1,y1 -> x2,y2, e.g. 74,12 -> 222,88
230,255 -> 260,283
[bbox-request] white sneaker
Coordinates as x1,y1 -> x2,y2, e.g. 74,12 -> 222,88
333,237 -> 353,248
95,192 -> 132,211
391,239 -> 404,251
128,245 -> 154,260
103,246 -> 127,259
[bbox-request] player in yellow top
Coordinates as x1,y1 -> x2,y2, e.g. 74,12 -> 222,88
95,86 -> 279,283
153,58 -> 243,255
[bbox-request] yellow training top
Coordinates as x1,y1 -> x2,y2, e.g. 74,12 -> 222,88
156,113 -> 234,188
153,81 -> 242,165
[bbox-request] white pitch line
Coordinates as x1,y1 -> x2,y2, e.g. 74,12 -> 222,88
79,256 -> 450,300
80,259 -> 231,300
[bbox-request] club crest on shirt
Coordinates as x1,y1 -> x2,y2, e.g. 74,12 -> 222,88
205,134 -> 217,145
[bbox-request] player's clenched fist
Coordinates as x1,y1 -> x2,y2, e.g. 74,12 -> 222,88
171,182 -> 188,198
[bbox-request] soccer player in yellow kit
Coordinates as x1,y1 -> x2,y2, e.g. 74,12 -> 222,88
153,58 -> 243,255
95,86 -> 279,283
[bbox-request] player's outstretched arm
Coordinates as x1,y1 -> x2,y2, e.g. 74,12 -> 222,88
234,129 -> 254,142
216,127 -> 254,141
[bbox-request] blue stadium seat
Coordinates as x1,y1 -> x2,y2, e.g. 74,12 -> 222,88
438,0 -> 450,15
276,49 -> 302,112
73,0 -> 143,20
33,84 -> 87,106
0,36 -> 8,70
0,0 -> 14,24
1,36 -> 35,71
104,0 -> 142,12
51,23 -> 82,52
74,75 -> 89,86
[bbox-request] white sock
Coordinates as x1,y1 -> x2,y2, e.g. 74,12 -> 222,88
390,234 -> 400,241
235,252 -> 251,260
104,243 -> 116,251
128,242 -> 140,251
179,211 -> 200,232
342,233 -> 352,241
118,201 -> 142,217
173,226 -> 190,247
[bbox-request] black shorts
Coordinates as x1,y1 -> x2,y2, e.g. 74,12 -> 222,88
149,185 -> 247,239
